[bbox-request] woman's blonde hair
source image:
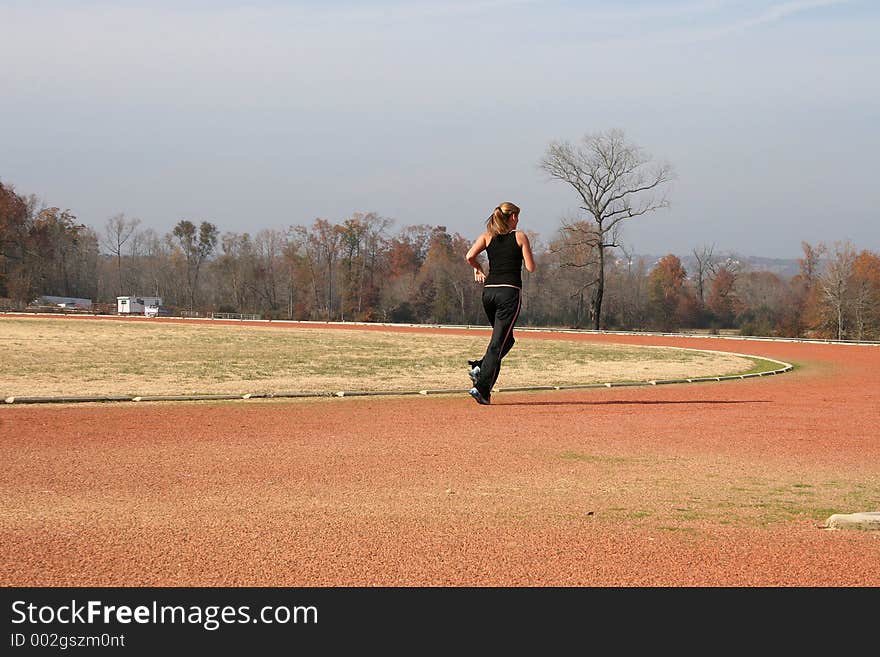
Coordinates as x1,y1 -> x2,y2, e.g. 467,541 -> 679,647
486,201 -> 520,235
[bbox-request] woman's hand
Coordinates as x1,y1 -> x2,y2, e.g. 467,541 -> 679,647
466,233 -> 489,282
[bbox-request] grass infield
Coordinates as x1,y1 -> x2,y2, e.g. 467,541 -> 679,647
0,317 -> 780,398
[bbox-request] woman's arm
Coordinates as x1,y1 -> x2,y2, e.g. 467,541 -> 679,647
466,233 -> 489,282
517,232 -> 536,273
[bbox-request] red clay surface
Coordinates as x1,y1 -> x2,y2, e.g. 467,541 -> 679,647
1,318 -> 879,586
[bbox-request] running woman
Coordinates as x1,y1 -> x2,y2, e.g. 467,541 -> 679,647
464,202 -> 536,405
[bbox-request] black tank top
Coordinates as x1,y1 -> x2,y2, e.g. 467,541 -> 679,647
484,231 -> 523,288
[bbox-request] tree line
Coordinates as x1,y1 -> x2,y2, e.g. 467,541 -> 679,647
2,178 -> 878,340
3,128 -> 878,340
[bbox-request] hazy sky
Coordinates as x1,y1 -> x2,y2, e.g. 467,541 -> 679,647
2,0 -> 878,258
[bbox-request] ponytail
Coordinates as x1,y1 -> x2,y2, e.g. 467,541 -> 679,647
486,201 -> 520,235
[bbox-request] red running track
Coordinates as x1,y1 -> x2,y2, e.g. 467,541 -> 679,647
1,322 -> 878,586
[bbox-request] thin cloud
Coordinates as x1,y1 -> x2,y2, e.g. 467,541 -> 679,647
297,0 -> 541,23
681,0 -> 852,43
573,0 -> 732,23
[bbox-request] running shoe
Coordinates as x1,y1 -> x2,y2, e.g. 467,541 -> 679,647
468,387 -> 491,405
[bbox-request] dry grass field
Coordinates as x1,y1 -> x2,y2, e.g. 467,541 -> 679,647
0,316 -> 774,397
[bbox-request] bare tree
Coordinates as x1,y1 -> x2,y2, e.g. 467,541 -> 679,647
540,129 -> 674,329
171,220 -> 218,312
799,241 -> 825,283
818,241 -> 856,340
338,212 -> 390,319
283,228 -> 303,320
139,228 -> 171,300
605,243 -> 650,329
214,232 -> 255,313
293,219 -> 343,321
253,229 -> 284,314
546,219 -> 601,327
692,243 -> 718,306
101,213 -> 141,297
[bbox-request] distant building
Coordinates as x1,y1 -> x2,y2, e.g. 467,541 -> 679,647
34,296 -> 92,310
117,296 -> 163,316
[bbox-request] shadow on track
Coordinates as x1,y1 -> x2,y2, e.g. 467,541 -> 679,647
493,399 -> 771,406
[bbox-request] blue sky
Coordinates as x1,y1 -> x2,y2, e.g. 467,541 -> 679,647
2,0 -> 878,258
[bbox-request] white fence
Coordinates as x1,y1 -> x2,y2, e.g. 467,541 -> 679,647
210,312 -> 262,321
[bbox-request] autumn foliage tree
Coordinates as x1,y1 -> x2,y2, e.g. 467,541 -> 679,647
706,266 -> 739,328
0,181 -> 98,304
648,255 -> 691,331
338,212 -> 391,321
382,224 -> 435,323
4,178 -> 879,340
851,251 -> 880,340
0,180 -> 31,301
795,240 -> 880,340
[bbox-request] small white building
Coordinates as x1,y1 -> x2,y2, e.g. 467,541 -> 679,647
117,296 -> 163,316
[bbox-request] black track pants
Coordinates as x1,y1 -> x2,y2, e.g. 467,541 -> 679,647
474,286 -> 522,396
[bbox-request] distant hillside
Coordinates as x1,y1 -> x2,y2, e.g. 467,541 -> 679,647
621,254 -> 802,279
